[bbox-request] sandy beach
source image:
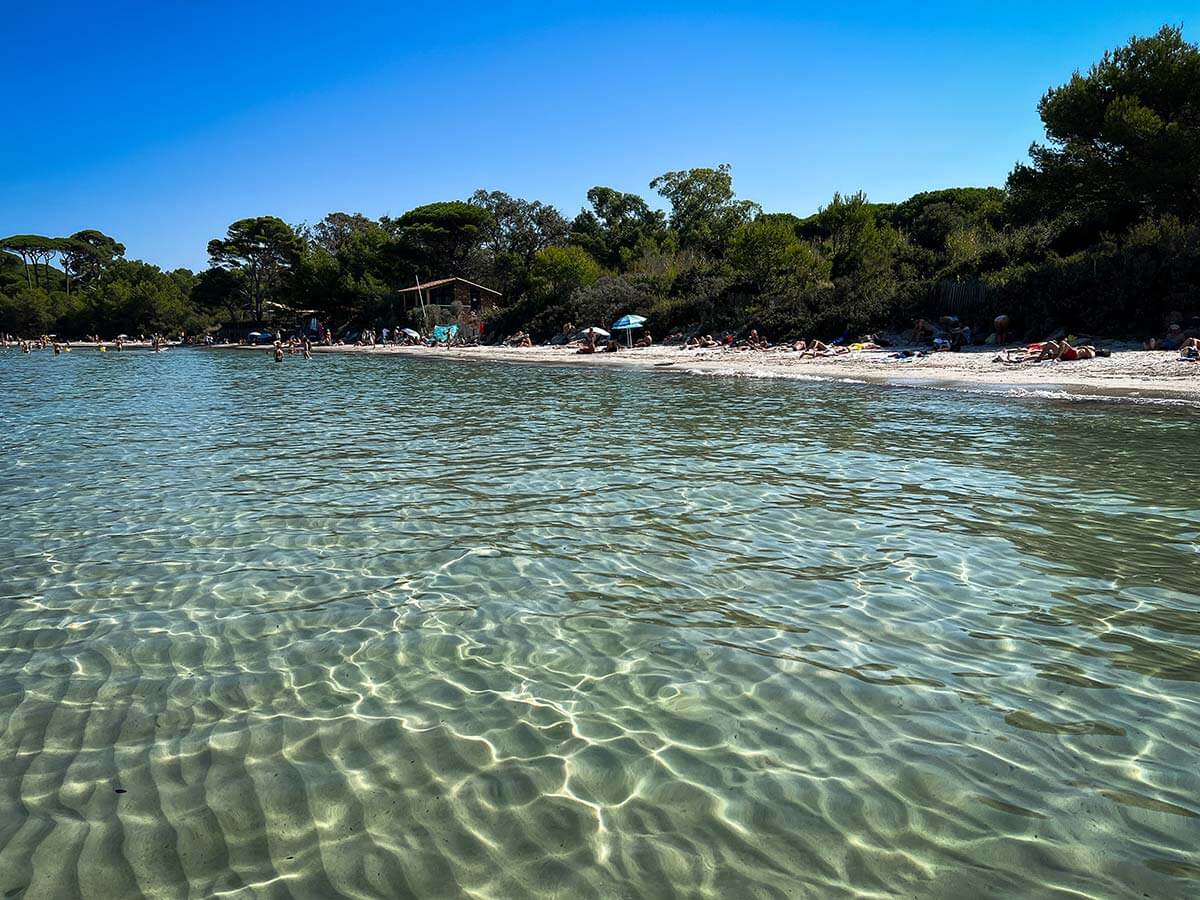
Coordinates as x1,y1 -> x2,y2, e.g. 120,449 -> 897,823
246,342 -> 1200,405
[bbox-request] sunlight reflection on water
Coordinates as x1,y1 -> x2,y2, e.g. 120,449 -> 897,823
0,348 -> 1198,898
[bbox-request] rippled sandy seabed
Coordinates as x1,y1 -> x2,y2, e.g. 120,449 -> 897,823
1,348 -> 1198,899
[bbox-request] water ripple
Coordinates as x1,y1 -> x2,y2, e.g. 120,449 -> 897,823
0,348 -> 1198,898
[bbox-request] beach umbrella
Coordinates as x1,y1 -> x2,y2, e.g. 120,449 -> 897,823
582,326 -> 610,337
611,314 -> 646,348
401,327 -> 420,338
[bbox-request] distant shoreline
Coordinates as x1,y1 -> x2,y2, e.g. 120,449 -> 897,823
208,342 -> 1200,406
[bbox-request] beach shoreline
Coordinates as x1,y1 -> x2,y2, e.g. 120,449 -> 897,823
208,341 -> 1200,405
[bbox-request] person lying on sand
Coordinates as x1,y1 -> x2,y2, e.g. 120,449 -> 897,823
604,339 -> 620,352
994,347 -> 1031,363
684,334 -> 720,349
1145,324 -> 1192,351
799,340 -> 850,358
999,340 -> 1107,363
634,332 -> 654,348
1033,339 -> 1100,361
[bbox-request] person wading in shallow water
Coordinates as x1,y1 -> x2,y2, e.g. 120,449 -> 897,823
274,341 -> 284,363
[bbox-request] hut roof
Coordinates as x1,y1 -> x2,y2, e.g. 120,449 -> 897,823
396,277 -> 501,296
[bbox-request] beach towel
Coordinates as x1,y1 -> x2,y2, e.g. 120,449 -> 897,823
431,324 -> 459,342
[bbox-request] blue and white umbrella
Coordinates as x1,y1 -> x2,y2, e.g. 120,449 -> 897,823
611,314 -> 646,347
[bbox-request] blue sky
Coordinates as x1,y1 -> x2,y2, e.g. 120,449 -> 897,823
2,1 -> 1196,270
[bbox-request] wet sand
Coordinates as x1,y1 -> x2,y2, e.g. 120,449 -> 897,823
221,342 -> 1200,404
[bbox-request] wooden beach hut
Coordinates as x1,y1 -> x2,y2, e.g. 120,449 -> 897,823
396,277 -> 501,314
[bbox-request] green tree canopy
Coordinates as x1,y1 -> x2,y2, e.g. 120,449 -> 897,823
1007,25 -> 1200,243
530,244 -> 601,301
60,229 -> 126,292
77,260 -> 200,336
311,212 -> 377,255
192,265 -> 243,320
650,164 -> 760,257
570,187 -> 668,269
807,192 -> 901,303
728,217 -> 830,295
890,188 -> 1006,250
470,190 -> 569,262
207,216 -> 304,322
469,190 -> 569,299
386,201 -> 493,279
0,235 -> 60,289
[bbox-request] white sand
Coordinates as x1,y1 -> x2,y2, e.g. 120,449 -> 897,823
238,343 -> 1200,404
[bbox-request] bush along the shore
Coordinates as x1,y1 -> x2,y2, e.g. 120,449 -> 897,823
3,26 -> 1198,344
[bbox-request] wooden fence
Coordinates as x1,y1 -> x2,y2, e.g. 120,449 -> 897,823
931,279 -> 1001,323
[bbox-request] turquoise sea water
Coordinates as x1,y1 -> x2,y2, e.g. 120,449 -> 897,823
1,347 -> 1198,898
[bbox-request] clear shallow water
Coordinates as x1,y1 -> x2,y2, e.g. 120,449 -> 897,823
1,348 -> 1198,899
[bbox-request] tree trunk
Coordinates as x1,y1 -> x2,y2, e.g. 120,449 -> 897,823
251,263 -> 262,323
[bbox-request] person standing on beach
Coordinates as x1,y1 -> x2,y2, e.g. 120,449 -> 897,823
994,315 -> 1011,345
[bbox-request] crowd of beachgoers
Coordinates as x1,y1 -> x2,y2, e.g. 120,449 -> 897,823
0,332 -> 194,354
487,312 -> 1200,367
6,313 -> 1199,401
8,312 -> 1200,365
402,313 -> 1200,399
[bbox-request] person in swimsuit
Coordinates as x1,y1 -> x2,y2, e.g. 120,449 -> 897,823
1029,340 -> 1098,361
1145,324 -> 1188,350
800,340 -> 850,357
1176,337 -> 1200,358
993,314 -> 1011,344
